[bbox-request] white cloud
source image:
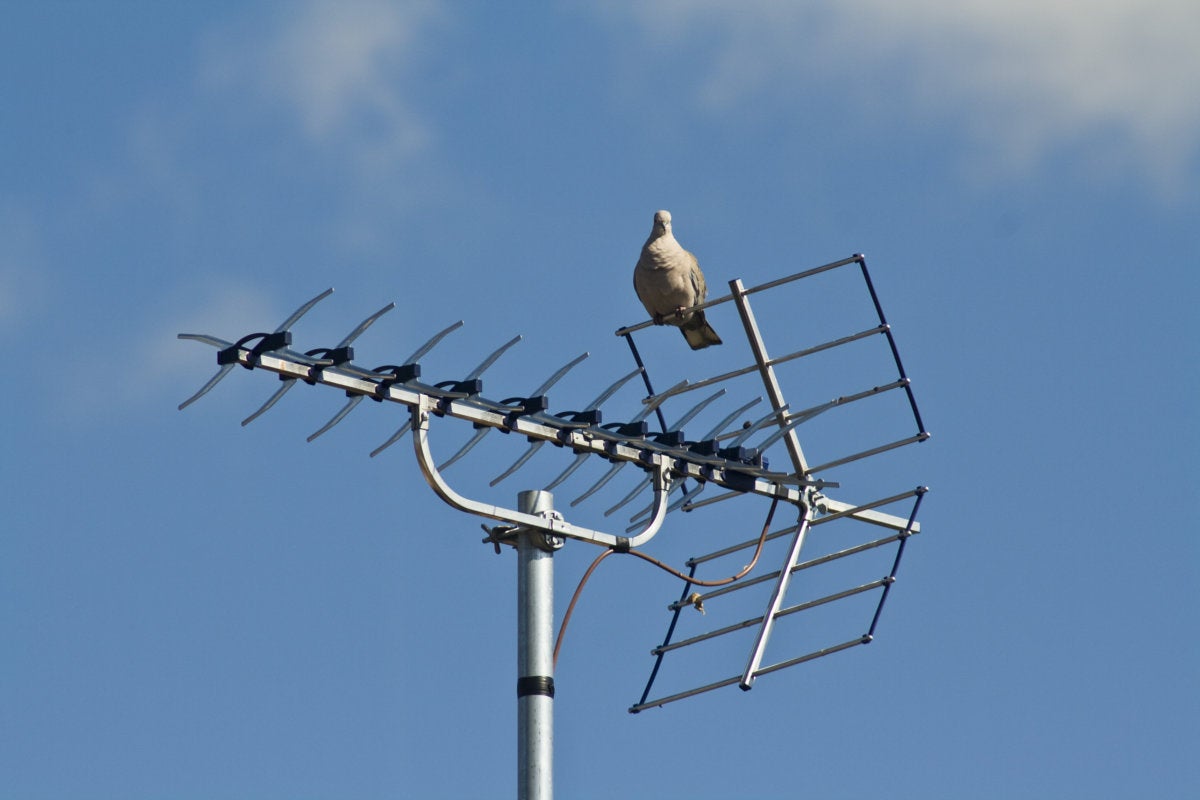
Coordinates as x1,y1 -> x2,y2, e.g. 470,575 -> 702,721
202,0 -> 443,173
52,282 -> 283,422
607,0 -> 1200,185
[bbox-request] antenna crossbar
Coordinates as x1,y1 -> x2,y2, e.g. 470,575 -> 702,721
195,339 -> 807,522
616,254 -> 864,337
672,532 -> 906,610
630,636 -> 869,713
653,578 -> 890,657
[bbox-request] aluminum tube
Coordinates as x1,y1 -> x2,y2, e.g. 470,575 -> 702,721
615,255 -> 863,337
805,432 -> 930,475
517,490 -> 556,800
674,534 -> 902,611
740,509 -> 811,689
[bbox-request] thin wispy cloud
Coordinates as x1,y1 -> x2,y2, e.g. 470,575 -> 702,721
56,283 -> 282,421
202,0 -> 444,174
607,0 -> 1200,187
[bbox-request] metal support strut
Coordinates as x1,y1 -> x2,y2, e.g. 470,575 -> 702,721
517,490 -> 562,800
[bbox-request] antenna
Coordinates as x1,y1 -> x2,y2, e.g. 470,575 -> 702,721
178,253 -> 929,798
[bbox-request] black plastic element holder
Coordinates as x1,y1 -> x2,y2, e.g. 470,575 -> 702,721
553,408 -> 603,426
294,345 -> 354,384
499,395 -> 550,415
652,430 -> 686,447
602,420 -> 649,438
436,378 -> 484,395
369,363 -> 422,400
218,331 -> 292,368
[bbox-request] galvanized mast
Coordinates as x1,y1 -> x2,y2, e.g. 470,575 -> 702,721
515,490 -> 561,800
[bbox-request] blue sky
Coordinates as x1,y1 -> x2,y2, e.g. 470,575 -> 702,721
3,1 -> 1198,797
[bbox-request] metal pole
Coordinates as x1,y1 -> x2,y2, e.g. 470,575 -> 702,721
740,507 -> 811,689
729,278 -> 810,477
517,490 -> 561,800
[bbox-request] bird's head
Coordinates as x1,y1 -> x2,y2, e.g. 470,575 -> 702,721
651,209 -> 673,237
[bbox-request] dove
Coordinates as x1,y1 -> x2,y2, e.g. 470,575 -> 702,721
634,210 -> 722,350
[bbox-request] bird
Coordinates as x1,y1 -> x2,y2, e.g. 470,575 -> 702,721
634,210 -> 722,350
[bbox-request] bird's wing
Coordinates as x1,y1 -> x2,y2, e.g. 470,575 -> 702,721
686,249 -> 707,305
633,258 -> 654,311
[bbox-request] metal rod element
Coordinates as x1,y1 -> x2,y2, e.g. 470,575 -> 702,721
810,487 -> 927,529
584,366 -> 644,410
740,506 -> 811,690
240,379 -> 298,426
728,404 -> 790,447
616,254 -> 864,337
701,396 -> 763,441
784,378 -> 910,430
670,387 -> 726,430
532,352 -> 589,396
729,279 -> 810,477
857,257 -> 927,435
431,335 -> 525,469
604,475 -> 652,517
186,340 -> 807,508
468,334 -> 523,379
177,288 -> 336,410
633,563 -> 698,712
805,432 -> 930,475
438,427 -> 489,471
570,461 -> 626,507
646,324 -> 888,404
542,367 -> 644,491
654,578 -> 887,657
622,332 -> 671,437
368,420 -> 414,459
277,287 -> 335,332
602,386 -> 725,517
368,320 -> 465,457
674,533 -> 903,610
688,524 -> 801,567
567,379 -> 687,507
307,395 -> 364,442
517,490 -> 557,800
245,300 -> 394,429
753,636 -> 870,679
626,482 -> 696,533
488,352 -> 591,486
680,489 -> 742,512
411,401 -> 675,548
299,303 -> 399,440
491,442 -> 545,487
630,635 -> 869,712
338,301 -> 396,348
544,453 -> 588,492
176,362 -> 236,411
629,674 -> 743,713
866,488 -> 926,639
405,319 -> 465,363
625,399 -> 761,527
633,490 -> 924,710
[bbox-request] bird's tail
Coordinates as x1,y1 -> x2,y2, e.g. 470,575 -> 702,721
681,311 -> 722,350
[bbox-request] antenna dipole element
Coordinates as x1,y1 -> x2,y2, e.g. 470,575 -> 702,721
517,490 -> 562,800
